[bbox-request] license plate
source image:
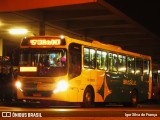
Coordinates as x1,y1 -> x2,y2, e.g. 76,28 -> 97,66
37,84 -> 53,91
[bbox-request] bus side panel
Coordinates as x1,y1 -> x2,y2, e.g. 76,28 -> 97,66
78,68 -> 91,102
90,69 -> 97,100
68,76 -> 81,102
78,68 -> 98,102
95,70 -> 105,102
104,72 -> 123,102
119,72 -> 132,103
138,74 -> 150,102
122,73 -> 137,102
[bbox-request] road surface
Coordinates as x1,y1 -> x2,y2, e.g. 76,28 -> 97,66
0,102 -> 160,120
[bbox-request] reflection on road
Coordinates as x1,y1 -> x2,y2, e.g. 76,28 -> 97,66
0,102 -> 160,117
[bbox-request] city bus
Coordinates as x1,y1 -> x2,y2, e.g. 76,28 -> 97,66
14,35 -> 152,107
152,64 -> 160,102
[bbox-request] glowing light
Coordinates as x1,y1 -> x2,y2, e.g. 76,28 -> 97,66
90,49 -> 95,54
102,51 -> 107,56
53,80 -> 69,93
9,28 -> 28,34
60,35 -> 64,39
118,67 -> 126,72
135,70 -> 140,74
20,67 -> 37,72
15,81 -> 22,88
30,39 -> 61,46
0,21 -> 3,27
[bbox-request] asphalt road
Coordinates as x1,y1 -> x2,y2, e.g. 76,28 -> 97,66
0,102 -> 160,120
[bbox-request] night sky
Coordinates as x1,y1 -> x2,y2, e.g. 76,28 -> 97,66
105,0 -> 160,37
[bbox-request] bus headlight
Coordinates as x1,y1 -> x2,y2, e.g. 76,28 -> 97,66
53,80 -> 69,93
15,81 -> 22,88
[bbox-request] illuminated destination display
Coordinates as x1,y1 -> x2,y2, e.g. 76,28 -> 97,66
30,39 -> 61,46
21,37 -> 66,46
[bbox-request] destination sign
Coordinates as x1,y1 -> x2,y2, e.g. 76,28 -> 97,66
21,37 -> 66,46
30,39 -> 61,46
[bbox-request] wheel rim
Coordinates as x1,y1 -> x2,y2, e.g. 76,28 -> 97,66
131,91 -> 137,106
85,92 -> 91,102
132,94 -> 137,104
83,88 -> 94,107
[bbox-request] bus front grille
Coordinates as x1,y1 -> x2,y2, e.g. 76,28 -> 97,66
23,90 -> 53,97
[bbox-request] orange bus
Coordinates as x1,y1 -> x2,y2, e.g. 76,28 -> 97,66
14,36 -> 152,107
152,64 -> 160,102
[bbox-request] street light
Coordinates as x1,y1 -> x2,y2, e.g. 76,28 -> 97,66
9,28 -> 28,35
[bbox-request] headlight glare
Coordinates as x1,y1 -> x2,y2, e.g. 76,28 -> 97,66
53,80 -> 69,93
15,81 -> 22,88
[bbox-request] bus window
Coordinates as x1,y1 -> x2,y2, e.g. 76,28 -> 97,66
90,49 -> 96,69
135,58 -> 143,75
113,53 -> 118,71
118,54 -> 126,72
84,47 -> 96,69
108,53 -> 113,71
97,50 -> 101,69
69,43 -> 82,79
127,56 -> 135,74
108,53 -> 117,72
143,60 -> 150,75
84,48 -> 90,68
102,51 -> 107,70
97,50 -> 107,70
19,49 -> 67,77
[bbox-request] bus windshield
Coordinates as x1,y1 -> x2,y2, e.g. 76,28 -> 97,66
19,48 -> 67,77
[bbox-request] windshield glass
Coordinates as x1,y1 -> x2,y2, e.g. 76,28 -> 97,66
19,48 -> 67,77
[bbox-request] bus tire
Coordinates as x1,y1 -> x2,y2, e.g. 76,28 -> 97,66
130,90 -> 138,107
81,87 -> 94,108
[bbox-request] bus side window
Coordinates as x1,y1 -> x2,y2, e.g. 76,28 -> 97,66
113,53 -> 118,71
84,48 -> 90,68
108,53 -> 117,72
143,60 -> 150,75
90,49 -> 96,69
135,58 -> 143,75
102,51 -> 107,70
97,50 -> 101,69
108,53 -> 113,71
97,50 -> 107,70
127,56 -> 135,74
118,54 -> 126,72
69,43 -> 82,79
84,47 -> 96,69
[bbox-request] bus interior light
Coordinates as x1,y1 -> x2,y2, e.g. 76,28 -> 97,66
20,67 -> 37,72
